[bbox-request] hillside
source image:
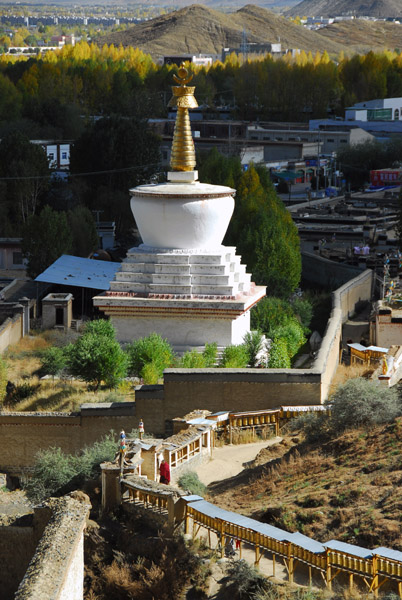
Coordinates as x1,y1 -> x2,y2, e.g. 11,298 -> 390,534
208,422 -> 402,550
286,0 -> 402,17
317,18 -> 402,53
96,4 -> 345,58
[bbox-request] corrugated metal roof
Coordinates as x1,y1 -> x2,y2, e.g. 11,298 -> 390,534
187,418 -> 214,425
373,547 -> 402,562
325,540 -> 372,559
188,500 -> 290,541
35,255 -> 120,290
182,495 -> 204,502
288,532 -> 325,554
281,405 -> 327,412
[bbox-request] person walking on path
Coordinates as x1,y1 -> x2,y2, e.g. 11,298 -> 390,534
159,458 -> 171,484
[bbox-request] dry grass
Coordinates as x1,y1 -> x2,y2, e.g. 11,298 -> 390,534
328,362 -> 374,395
210,421 -> 402,551
2,331 -> 134,412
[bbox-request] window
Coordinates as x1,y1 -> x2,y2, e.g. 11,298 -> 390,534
395,109 -> 400,120
340,139 -> 347,143
48,152 -> 54,160
327,138 -> 334,143
12,252 -> 23,265
61,151 -> 67,160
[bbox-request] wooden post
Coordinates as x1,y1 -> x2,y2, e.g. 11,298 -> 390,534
220,522 -> 225,558
309,566 -> 312,586
288,545 -> 294,584
349,573 -> 353,591
398,580 -> 402,599
326,549 -> 332,590
272,553 -> 276,577
185,505 -> 190,534
255,544 -> 260,569
229,418 -> 233,445
372,555 -> 378,598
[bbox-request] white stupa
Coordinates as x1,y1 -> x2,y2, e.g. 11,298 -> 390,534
93,66 -> 266,352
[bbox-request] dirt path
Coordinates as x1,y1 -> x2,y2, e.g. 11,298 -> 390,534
193,438 -> 282,486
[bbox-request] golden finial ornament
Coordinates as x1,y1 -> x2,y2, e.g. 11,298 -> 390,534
168,64 -> 198,172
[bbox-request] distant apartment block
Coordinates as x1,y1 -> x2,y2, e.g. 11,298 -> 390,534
247,125 -> 374,154
311,97 -> 402,137
31,141 -> 71,170
345,97 -> 402,121
161,54 -> 216,67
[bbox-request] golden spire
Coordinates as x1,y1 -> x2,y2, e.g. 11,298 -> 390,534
168,64 -> 198,172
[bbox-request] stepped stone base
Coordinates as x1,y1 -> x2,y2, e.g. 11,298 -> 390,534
93,245 -> 266,350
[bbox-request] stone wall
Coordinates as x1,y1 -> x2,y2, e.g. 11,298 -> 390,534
302,251 -> 365,289
0,270 -> 374,466
14,497 -> 88,600
136,270 -> 373,435
0,314 -> 23,354
0,527 -> 37,599
0,403 -> 138,475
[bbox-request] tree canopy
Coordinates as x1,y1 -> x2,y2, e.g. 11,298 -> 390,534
22,205 -> 72,278
69,115 -> 160,232
199,153 -> 301,299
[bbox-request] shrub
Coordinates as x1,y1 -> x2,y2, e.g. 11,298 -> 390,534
180,350 -> 206,368
291,412 -> 330,444
83,319 -> 116,339
329,378 -> 401,434
291,297 -> 313,332
251,296 -> 293,335
24,433 -> 117,503
24,447 -> 77,503
223,559 -> 268,599
220,345 -> 249,368
40,346 -> 67,378
243,330 -> 264,367
202,342 -> 218,367
268,338 -> 291,368
126,333 -> 175,379
270,319 -> 306,359
178,471 -> 206,497
141,361 -> 160,384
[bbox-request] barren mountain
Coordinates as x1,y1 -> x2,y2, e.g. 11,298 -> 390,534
96,4 -> 345,58
317,18 -> 402,53
286,0 -> 402,17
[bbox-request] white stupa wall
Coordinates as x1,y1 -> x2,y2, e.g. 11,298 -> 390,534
110,310 -> 250,350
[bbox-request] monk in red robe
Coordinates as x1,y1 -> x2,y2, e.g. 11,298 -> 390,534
159,459 -> 170,484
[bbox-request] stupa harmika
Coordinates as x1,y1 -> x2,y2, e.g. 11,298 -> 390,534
93,66 -> 266,351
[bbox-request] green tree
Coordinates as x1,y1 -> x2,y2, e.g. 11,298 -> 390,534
22,205 -> 72,278
126,333 -> 175,380
291,297 -> 313,332
268,338 -> 291,368
67,322 -> 127,388
0,131 -> 50,229
40,347 -> 66,379
69,116 -> 160,232
68,205 -> 99,257
251,297 -> 294,334
227,163 -> 301,298
243,330 -> 264,367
